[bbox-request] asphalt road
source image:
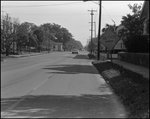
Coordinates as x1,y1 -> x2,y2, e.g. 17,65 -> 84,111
1,51 -> 126,118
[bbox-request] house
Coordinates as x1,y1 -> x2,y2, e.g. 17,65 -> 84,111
42,39 -> 63,51
140,1 -> 149,35
114,24 -> 126,52
50,40 -> 63,51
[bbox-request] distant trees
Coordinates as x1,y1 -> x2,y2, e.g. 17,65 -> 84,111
65,38 -> 83,51
1,14 -> 83,55
1,14 -> 20,56
16,22 -> 38,53
85,37 -> 104,54
33,28 -> 44,52
39,23 -> 81,51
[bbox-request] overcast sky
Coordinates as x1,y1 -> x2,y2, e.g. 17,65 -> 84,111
1,1 -> 144,46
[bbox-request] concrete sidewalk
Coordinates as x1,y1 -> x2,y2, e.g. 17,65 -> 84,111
112,59 -> 149,79
97,53 -> 149,79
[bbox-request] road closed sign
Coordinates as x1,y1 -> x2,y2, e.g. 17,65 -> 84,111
100,28 -> 120,50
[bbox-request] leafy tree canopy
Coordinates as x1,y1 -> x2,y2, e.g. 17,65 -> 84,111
118,3 -> 148,53
1,13 -> 83,54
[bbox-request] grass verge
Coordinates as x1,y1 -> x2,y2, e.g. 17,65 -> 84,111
92,60 -> 149,118
88,53 -> 149,118
1,55 -> 15,62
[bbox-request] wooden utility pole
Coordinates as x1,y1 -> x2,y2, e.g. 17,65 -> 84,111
94,22 -> 96,38
88,9 -> 97,54
97,0 -> 102,60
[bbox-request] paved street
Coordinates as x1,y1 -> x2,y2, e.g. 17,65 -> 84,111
1,51 -> 126,118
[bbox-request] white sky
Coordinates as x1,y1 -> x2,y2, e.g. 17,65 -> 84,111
1,1 -> 144,46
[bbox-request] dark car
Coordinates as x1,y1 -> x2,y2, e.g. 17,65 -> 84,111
72,49 -> 79,54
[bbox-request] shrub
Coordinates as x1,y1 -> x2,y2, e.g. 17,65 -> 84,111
124,35 -> 149,53
87,53 -> 96,59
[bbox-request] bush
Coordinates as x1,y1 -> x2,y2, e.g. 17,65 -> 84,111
87,53 -> 96,59
124,35 -> 149,53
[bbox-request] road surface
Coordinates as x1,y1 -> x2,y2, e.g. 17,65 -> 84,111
1,51 -> 126,118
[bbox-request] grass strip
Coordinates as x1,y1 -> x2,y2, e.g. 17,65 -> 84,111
92,61 -> 149,118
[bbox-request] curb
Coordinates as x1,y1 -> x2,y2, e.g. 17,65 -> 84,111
10,53 -> 43,58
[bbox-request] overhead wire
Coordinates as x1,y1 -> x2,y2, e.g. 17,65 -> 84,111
94,5 -> 98,21
102,5 -> 116,24
5,13 -> 89,16
92,1 -> 115,24
93,2 -> 98,38
69,25 -> 90,30
3,2 -> 83,8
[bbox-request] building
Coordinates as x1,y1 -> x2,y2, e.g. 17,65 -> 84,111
50,40 -> 63,51
42,39 -> 63,51
114,24 -> 126,52
140,1 -> 149,35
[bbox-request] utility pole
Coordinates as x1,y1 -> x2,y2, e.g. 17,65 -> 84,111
49,38 -> 50,53
13,26 -> 15,54
88,9 -> 97,54
97,0 -> 102,60
29,34 -> 31,53
94,22 -> 96,38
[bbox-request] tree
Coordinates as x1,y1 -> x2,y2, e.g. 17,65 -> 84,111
16,22 -> 38,53
75,41 -> 83,50
40,23 -> 73,51
1,14 -> 20,56
33,28 -> 44,52
125,35 -> 149,53
102,23 -> 116,34
40,23 -> 57,51
118,3 -> 147,53
65,38 -> 83,51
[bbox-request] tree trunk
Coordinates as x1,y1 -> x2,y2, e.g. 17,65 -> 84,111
6,47 -> 9,56
38,45 -> 41,53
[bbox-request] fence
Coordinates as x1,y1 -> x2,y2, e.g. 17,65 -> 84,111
118,52 -> 149,68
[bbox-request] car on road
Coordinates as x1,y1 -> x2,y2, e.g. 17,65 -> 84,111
72,49 -> 79,54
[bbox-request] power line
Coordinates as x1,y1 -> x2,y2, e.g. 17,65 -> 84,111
94,6 -> 98,21
102,5 -> 115,24
92,1 -> 99,5
69,25 -> 90,29
4,13 -> 89,16
3,2 -> 82,8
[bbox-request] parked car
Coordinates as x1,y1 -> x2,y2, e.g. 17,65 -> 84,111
72,49 -> 79,54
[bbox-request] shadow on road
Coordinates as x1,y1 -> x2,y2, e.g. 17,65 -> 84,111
1,94 -> 125,118
64,54 -> 88,59
73,55 -> 88,60
42,54 -> 98,74
43,64 -> 99,74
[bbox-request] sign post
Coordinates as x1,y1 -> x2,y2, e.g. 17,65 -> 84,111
100,28 -> 120,65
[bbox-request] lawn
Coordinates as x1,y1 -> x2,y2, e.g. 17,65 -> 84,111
88,53 -> 149,118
